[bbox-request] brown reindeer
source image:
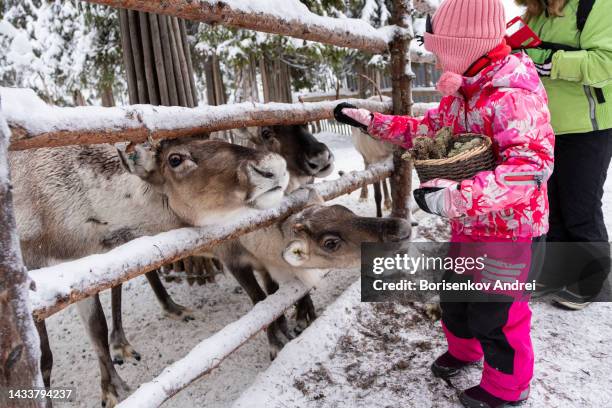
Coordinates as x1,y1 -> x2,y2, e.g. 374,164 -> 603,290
10,137 -> 289,407
215,189 -> 412,358
108,125 -> 335,364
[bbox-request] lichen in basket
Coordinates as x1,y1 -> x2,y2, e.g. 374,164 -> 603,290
402,127 -> 485,161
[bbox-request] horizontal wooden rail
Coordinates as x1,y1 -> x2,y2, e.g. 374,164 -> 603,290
82,0 -> 401,54
6,96 -> 390,150
29,160 -> 393,320
117,278 -> 309,407
5,92 -> 434,150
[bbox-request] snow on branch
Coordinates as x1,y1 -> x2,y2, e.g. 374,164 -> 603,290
3,88 -> 435,150
3,88 -> 394,150
413,0 -> 441,14
232,280 -> 361,408
117,278 -> 309,408
28,160 -> 393,320
82,0 -> 404,53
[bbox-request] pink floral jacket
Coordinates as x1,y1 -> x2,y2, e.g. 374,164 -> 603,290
368,53 -> 554,239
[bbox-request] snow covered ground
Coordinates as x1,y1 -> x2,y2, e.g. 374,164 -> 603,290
44,131 -> 612,407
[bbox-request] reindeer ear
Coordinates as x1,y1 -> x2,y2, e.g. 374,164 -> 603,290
283,240 -> 310,267
306,188 -> 325,205
117,143 -> 158,180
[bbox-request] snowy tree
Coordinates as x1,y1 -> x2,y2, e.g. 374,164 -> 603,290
0,1 -> 93,105
81,4 -> 125,106
0,1 -> 124,106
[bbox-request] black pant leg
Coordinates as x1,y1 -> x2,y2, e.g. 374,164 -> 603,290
440,268 -> 473,338
467,300 -> 515,373
542,129 -> 612,297
440,301 -> 472,338
539,137 -> 572,289
546,151 -> 567,242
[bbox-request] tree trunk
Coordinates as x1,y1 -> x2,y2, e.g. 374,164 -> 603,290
259,56 -> 270,103
119,11 -> 197,107
100,84 -> 116,107
356,60 -> 368,99
119,9 -> 139,104
204,55 -> 216,105
260,53 -> 293,103
0,100 -> 44,407
212,54 -> 226,106
72,90 -> 86,107
389,0 -> 413,221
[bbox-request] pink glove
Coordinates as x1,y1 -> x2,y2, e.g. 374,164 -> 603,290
342,108 -> 372,128
333,102 -> 373,131
413,179 -> 467,219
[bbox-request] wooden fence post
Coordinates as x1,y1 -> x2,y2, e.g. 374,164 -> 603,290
0,98 -> 44,407
389,0 -> 414,221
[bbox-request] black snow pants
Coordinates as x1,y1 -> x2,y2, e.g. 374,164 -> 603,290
539,128 -> 612,299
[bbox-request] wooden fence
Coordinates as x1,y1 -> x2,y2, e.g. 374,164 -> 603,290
0,0 -> 438,406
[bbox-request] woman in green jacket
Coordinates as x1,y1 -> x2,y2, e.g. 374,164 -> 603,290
518,0 -> 612,309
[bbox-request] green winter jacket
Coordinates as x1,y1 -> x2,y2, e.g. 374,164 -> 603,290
525,0 -> 612,135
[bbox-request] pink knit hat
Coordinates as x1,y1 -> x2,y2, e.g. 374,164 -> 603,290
424,0 -> 506,75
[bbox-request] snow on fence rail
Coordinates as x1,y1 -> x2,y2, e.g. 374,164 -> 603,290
4,88 -> 434,150
84,0 -> 396,54
29,160 -> 392,320
117,278 -> 309,408
5,90 -> 388,150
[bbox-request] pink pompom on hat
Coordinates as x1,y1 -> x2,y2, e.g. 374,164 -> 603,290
424,0 -> 506,75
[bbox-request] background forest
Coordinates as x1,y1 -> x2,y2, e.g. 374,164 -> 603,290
0,0 -> 437,108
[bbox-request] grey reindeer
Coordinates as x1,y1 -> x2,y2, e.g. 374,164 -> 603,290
109,125 -> 336,363
10,137 -> 289,407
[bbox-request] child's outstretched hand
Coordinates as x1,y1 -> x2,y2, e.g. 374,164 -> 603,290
334,102 -> 373,132
413,179 -> 467,219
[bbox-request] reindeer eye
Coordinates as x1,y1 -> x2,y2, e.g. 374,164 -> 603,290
322,237 -> 340,252
168,154 -> 183,168
261,129 -> 273,140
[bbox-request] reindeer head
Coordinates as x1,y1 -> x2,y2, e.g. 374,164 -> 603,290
118,137 -> 289,226
280,191 -> 411,270
246,125 -> 334,183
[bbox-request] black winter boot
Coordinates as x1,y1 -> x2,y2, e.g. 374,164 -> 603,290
430,351 -> 473,379
459,386 -> 527,408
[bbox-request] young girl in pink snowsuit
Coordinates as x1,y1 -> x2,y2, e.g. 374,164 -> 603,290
334,0 -> 554,407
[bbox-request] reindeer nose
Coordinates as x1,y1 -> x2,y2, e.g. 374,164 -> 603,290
305,144 -> 334,175
382,219 -> 412,242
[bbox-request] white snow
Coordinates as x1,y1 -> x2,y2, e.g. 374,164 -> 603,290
232,280 -> 362,408
118,279 -> 310,408
234,279 -> 612,408
414,0 -> 441,14
1,87 -> 399,142
1,87 -> 434,148
204,0 -> 406,47
503,0 -> 526,19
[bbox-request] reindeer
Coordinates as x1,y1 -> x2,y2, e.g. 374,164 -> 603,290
210,125 -> 410,358
215,188 -> 412,358
350,95 -> 395,217
10,137 -> 289,407
107,124 -> 336,364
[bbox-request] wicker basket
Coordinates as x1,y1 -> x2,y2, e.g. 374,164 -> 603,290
411,134 -> 496,183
